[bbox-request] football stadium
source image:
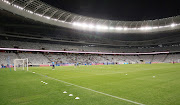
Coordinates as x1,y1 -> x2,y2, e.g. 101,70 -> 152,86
0,0 -> 180,105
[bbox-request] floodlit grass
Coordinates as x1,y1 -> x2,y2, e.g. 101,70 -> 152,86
0,63 -> 180,105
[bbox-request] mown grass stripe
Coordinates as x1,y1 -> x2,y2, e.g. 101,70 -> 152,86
33,72 -> 145,105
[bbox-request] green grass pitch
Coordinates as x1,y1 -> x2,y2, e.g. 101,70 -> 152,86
0,64 -> 180,105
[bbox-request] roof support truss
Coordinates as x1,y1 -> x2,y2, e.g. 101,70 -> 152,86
57,12 -> 65,20
33,4 -> 43,13
42,7 -> 51,16
64,14 -> 71,22
23,0 -> 35,9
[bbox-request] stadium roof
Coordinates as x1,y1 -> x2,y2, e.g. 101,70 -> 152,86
40,0 -> 180,21
0,0 -> 180,34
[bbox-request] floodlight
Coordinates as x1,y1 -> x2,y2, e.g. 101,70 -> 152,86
89,24 -> 95,29
35,13 -> 43,17
140,27 -> 145,30
163,25 -> 169,28
73,22 -> 81,26
96,25 -> 101,29
72,22 -> 76,25
145,27 -> 152,30
77,23 -> 81,26
73,22 -> 77,25
13,4 -> 23,10
96,25 -> 108,30
4,0 -> 10,5
115,27 -> 123,30
131,28 -> 137,30
123,27 -> 128,30
109,27 -> 115,30
171,23 -> 176,27
44,16 -> 50,19
52,19 -> 58,21
103,26 -> 108,30
27,10 -> 33,14
139,26 -> 152,30
82,23 -> 88,28
152,27 -> 159,29
61,20 -> 65,23
160,26 -> 165,28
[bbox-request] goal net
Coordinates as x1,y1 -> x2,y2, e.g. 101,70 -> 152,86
14,58 -> 28,71
178,59 -> 180,63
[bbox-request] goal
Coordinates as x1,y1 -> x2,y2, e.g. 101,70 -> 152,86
178,59 -> 180,63
14,58 -> 28,71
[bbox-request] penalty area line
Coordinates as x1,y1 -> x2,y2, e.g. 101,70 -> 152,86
32,71 -> 145,105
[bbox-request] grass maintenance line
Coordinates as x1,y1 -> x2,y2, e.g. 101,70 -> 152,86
32,71 -> 145,105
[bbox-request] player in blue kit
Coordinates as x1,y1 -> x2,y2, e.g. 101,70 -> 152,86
52,61 -> 55,70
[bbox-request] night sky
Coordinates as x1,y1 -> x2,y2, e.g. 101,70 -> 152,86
42,0 -> 180,21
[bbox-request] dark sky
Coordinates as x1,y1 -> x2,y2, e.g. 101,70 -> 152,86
41,0 -> 180,21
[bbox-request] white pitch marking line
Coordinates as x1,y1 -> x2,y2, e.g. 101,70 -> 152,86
95,72 -> 122,75
32,72 -> 145,105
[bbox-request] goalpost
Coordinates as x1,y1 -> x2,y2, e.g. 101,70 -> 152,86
178,59 -> 180,63
14,58 -> 28,71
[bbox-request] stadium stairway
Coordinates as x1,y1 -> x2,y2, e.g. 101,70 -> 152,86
137,55 -> 141,61
151,55 -> 154,62
16,53 -> 21,59
162,54 -> 168,62
43,54 -> 52,62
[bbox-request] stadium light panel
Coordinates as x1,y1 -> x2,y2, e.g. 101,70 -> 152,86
3,0 -> 10,5
96,25 -> 108,30
77,23 -> 82,26
158,26 -> 164,28
89,24 -> 95,29
109,27 -> 115,30
73,22 -> 78,26
152,27 -> 159,29
27,10 -> 33,14
139,26 -> 152,30
115,27 -> 123,30
71,21 -> 180,32
72,22 -> 77,26
171,23 -> 176,27
123,27 -> 128,30
44,16 -> 50,19
163,25 -> 169,28
73,22 -> 82,27
52,19 -> 58,21
12,4 -> 23,10
144,27 -> 152,30
103,26 -> 109,30
140,27 -> 145,30
35,13 -> 43,17
61,20 -> 65,23
131,28 -> 137,30
82,23 -> 89,28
